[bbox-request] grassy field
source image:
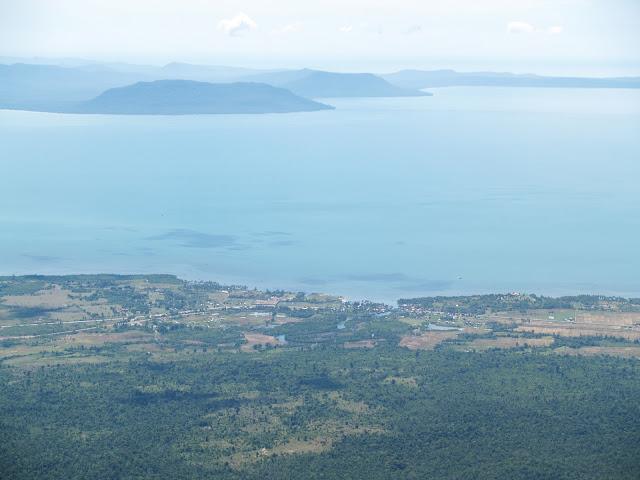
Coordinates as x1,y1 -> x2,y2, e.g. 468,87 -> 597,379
2,275 -> 640,366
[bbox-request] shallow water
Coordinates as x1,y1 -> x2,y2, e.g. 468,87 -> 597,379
1,87 -> 639,302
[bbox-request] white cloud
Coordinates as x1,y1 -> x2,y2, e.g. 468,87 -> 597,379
548,25 -> 564,35
218,12 -> 257,37
507,21 -> 535,34
339,25 -> 353,33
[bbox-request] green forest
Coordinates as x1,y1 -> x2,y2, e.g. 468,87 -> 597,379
2,346 -> 639,479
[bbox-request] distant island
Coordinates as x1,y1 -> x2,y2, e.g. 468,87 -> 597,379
71,80 -> 333,115
382,69 -> 640,90
2,61 -> 640,115
10,79 -> 334,115
0,63 -> 427,114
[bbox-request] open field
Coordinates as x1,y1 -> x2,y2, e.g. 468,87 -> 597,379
343,339 -> 376,349
398,331 -> 460,350
462,335 -> 555,351
240,332 -> 283,352
555,345 -> 640,358
516,322 -> 640,341
2,276 -> 639,365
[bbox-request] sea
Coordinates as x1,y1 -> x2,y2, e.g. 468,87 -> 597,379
1,87 -> 639,303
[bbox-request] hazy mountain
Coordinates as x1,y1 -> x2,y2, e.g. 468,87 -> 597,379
0,56 -> 98,67
0,62 -> 290,111
157,62 -> 276,82
244,69 -> 430,98
0,63 -> 426,112
242,68 -> 317,86
70,80 -> 334,114
383,69 -> 640,90
76,61 -> 278,81
0,63 -> 148,109
6,61 -> 637,114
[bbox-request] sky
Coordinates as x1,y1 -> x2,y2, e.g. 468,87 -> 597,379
1,0 -> 639,74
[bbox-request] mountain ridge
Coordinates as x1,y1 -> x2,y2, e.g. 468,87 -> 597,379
245,69 -> 430,98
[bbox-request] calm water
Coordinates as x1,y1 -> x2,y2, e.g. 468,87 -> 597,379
1,87 -> 639,302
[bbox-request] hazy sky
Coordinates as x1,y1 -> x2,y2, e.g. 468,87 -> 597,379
1,0 -> 639,74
